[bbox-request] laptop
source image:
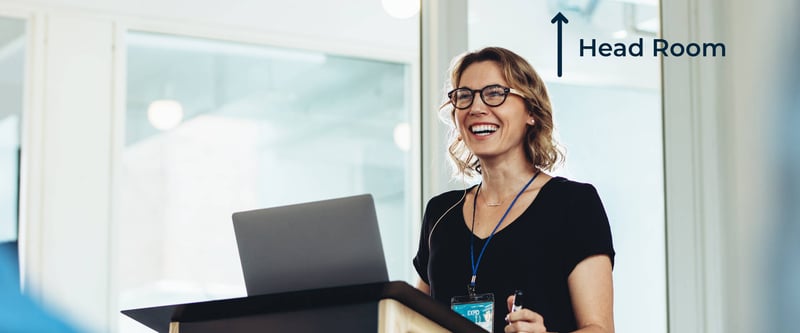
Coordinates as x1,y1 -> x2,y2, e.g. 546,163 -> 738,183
232,194 -> 389,296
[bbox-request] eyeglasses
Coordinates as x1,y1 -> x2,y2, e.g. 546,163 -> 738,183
446,84 -> 524,110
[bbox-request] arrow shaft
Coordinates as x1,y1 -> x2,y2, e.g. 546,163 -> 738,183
557,22 -> 563,77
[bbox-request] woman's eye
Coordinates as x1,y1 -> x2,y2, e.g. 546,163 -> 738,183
485,89 -> 503,98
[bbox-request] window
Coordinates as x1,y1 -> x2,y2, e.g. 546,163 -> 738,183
0,16 -> 25,275
117,31 -> 416,331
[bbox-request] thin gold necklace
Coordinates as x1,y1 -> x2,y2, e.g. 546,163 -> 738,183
480,186 -> 515,207
484,198 -> 503,207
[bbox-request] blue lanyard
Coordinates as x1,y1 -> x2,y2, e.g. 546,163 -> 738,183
468,171 -> 540,295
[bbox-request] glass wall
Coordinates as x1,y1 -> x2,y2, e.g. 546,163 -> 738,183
467,0 -> 665,332
118,32 -> 415,331
0,17 -> 25,274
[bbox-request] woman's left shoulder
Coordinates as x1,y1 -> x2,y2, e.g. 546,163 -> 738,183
543,176 -> 601,199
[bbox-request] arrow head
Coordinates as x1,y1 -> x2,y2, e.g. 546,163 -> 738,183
551,12 -> 569,24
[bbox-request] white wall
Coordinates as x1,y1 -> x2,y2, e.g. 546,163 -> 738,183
4,0 -> 417,52
18,13 -> 115,332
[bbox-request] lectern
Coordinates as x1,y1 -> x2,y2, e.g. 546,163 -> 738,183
122,281 -> 486,333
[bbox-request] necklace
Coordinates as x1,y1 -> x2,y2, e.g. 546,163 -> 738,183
484,197 -> 503,207
479,187 -> 505,207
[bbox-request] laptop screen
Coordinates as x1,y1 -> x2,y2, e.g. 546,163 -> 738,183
232,194 -> 388,295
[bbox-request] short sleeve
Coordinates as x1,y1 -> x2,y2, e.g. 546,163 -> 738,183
563,183 -> 615,276
413,199 -> 435,284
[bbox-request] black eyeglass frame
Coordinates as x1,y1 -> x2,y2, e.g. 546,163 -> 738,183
446,84 -> 525,110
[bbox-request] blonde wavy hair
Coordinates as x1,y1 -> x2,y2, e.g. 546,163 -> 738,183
440,47 -> 563,179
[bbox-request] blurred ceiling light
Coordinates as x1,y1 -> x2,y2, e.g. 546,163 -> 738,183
393,122 -> 411,151
147,100 -> 184,130
381,0 -> 420,19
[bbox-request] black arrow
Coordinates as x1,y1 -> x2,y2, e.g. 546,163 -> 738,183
551,12 -> 569,77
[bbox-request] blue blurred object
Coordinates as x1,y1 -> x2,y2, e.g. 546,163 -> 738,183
0,242 -> 80,333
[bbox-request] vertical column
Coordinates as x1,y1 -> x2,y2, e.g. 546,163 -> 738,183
420,0 -> 468,203
661,0 -> 725,332
32,13 -> 114,332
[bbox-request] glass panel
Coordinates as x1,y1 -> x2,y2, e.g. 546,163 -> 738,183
0,17 -> 25,259
118,31 -> 414,330
468,1 -> 665,332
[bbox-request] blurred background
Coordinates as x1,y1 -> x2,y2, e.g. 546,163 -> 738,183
0,0 -> 796,332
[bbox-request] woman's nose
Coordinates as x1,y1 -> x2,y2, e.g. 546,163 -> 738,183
468,97 -> 488,115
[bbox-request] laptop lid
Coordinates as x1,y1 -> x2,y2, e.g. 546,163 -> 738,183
232,194 -> 388,296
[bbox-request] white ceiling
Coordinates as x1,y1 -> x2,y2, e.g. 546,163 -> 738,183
16,0 -> 419,53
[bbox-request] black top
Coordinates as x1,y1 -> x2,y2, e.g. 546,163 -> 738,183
413,177 -> 615,333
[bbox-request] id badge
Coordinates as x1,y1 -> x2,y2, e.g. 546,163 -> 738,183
451,293 -> 494,332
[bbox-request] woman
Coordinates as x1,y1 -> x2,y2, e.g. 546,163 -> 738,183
413,47 -> 615,333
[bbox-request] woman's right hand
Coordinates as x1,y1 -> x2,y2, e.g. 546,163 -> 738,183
505,294 -> 548,333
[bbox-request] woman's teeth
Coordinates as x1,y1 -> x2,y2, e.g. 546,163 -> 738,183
470,124 -> 498,136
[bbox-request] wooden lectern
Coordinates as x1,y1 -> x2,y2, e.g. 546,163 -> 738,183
122,281 -> 486,333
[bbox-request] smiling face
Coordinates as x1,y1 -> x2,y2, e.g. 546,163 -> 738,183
453,61 -> 532,162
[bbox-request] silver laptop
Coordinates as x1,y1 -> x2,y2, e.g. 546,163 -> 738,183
232,194 -> 388,296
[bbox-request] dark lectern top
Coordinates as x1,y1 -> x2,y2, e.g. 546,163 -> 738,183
122,281 -> 485,333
